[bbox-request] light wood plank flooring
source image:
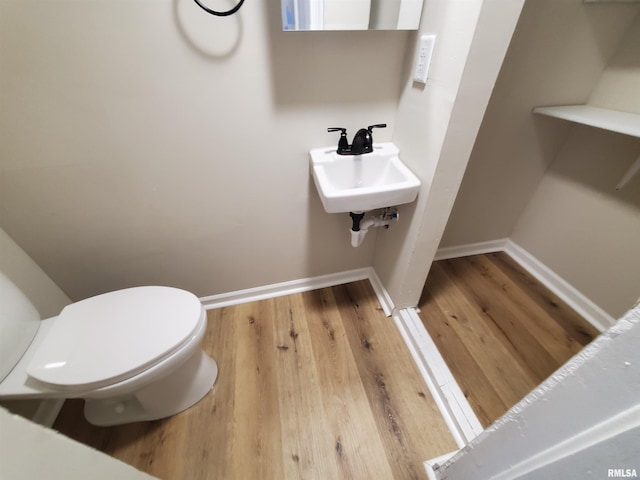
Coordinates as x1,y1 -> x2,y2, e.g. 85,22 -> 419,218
54,280 -> 457,480
418,252 -> 600,428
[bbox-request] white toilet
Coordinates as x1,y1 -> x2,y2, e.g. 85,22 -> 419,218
0,271 -> 218,426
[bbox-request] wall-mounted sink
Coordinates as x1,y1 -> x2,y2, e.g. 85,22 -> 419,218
310,142 -> 421,213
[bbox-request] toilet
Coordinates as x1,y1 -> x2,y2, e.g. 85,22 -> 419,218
0,272 -> 218,426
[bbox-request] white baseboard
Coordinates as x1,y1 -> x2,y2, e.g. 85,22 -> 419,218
198,269 -> 483,454
503,240 -> 614,332
434,239 -> 508,261
199,267 -> 395,316
393,308 -> 484,448
435,239 -> 615,332
367,268 -> 395,316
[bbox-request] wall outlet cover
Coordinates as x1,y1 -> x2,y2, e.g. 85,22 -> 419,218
413,34 -> 436,84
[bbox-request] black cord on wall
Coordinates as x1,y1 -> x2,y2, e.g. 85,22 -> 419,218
192,0 -> 244,16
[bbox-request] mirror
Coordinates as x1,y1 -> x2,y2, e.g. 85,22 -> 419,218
281,0 -> 424,31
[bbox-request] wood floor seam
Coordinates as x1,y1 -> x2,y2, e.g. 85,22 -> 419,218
54,280 -> 457,480
418,252 -> 597,428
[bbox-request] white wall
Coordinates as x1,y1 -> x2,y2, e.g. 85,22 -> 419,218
589,11 -> 640,114
434,303 -> 640,480
441,0 -> 638,246
510,126 -> 640,318
324,0 -> 371,29
510,13 -> 640,318
440,0 -> 640,318
0,227 -> 69,319
374,0 -> 526,308
0,407 -> 157,480
0,0 -> 407,301
0,226 -> 69,430
0,0 -> 535,316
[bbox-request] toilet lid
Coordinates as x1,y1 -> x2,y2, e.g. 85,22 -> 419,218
26,286 -> 205,389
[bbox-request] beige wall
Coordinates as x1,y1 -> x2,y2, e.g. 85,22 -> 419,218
1,407 -> 156,479
0,1 -> 408,301
0,227 -> 69,319
0,226 -> 70,422
589,11 -> 640,113
374,0 -> 526,308
0,0 -> 527,312
441,0 -> 640,317
511,13 -> 640,318
442,0 -> 638,246
511,127 -> 640,317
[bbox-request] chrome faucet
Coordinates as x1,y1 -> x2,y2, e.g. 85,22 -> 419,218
328,124 -> 387,155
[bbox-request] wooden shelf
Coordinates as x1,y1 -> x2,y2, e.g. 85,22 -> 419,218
533,104 -> 640,189
533,105 -> 640,137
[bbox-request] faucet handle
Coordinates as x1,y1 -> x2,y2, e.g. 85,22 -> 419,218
352,124 -> 386,154
328,127 -> 350,154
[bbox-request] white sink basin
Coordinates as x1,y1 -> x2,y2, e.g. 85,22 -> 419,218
310,142 -> 421,213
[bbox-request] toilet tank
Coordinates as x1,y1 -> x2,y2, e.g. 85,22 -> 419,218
0,272 -> 41,382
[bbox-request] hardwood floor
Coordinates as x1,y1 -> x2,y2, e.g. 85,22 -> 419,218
54,280 -> 457,480
418,252 -> 600,428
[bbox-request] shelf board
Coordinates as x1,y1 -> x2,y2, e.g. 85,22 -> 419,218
533,104 -> 640,189
532,105 -> 640,138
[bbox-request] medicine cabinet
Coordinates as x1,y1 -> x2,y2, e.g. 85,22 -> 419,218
281,0 -> 424,31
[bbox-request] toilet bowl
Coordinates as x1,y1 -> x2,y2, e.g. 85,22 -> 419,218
0,273 -> 218,426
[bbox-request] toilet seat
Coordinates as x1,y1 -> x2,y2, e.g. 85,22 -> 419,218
26,286 -> 205,391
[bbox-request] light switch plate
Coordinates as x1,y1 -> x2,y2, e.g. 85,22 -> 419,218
413,34 -> 436,84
